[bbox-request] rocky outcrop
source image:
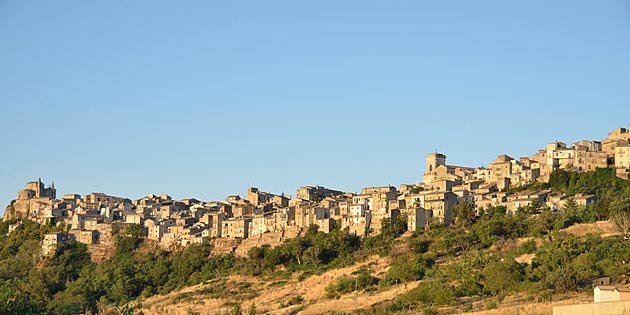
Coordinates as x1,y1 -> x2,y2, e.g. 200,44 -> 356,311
234,227 -> 302,257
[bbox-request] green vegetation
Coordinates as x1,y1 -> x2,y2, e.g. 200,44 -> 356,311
0,168 -> 628,314
245,226 -> 362,275
325,267 -> 379,298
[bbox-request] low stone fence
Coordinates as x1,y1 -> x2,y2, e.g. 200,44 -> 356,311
553,301 -> 630,315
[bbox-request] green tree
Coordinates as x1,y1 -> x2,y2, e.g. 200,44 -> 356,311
482,260 -> 524,295
452,201 -> 476,226
115,224 -> 145,255
0,280 -> 41,314
611,211 -> 630,238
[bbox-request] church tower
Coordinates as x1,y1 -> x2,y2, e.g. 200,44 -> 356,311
423,152 -> 447,184
36,177 -> 43,198
425,152 -> 446,174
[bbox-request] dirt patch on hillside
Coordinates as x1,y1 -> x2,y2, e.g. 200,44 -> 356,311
139,255 -> 394,315
562,221 -> 618,237
515,253 -> 536,265
300,281 -> 418,315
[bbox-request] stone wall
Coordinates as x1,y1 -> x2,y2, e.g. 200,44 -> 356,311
553,301 -> 630,315
234,226 -> 302,257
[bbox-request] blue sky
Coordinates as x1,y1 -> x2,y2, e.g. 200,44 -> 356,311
1,1 -> 630,208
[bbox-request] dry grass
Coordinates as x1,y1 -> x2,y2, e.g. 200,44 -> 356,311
139,276 -> 595,315
139,256 -> 398,315
454,292 -> 590,315
514,253 -> 536,265
562,220 -> 618,237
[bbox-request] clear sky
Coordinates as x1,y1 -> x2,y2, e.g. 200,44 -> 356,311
1,1 -> 630,210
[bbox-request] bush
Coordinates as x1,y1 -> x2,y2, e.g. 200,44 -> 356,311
423,307 -> 438,315
380,255 -> 426,287
482,260 -> 524,295
325,269 -> 379,299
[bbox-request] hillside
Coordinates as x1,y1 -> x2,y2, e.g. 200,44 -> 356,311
133,222 -> 623,315
1,168 -> 630,315
136,236 -> 599,315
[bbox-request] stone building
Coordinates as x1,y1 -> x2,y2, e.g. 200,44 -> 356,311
603,128 -> 630,155
296,185 -> 344,201
84,192 -> 127,209
295,206 -> 330,229
42,232 -> 67,257
404,207 -> 429,232
615,143 -> 630,179
245,187 -> 279,206
370,208 -> 400,234
423,153 -> 476,185
360,186 -> 399,211
69,229 -> 99,244
17,178 -> 56,200
222,217 -> 251,239
407,191 -> 457,225
574,194 -> 596,207
573,146 -> 609,172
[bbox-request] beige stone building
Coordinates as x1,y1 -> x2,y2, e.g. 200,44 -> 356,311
84,192 -> 127,210
510,138 -> 610,182
341,201 -> 371,235
505,190 -> 550,213
69,229 -> 98,244
198,211 -> 226,237
574,194 -> 596,207
222,217 -> 251,239
615,143 -> 630,179
296,186 -> 344,201
603,128 -> 630,155
145,219 -> 169,241
423,153 -> 476,185
485,154 -> 541,189
161,225 -> 203,249
251,214 -> 274,236
545,142 -> 575,172
547,195 -> 570,211
295,206 -> 330,229
42,232 -> 67,257
341,215 -> 370,236
18,178 -> 56,200
360,185 -> 398,211
408,191 -> 457,225
404,207 -> 429,232
228,198 -> 255,217
244,187 -> 289,207
573,146 -> 608,172
370,208 -> 400,234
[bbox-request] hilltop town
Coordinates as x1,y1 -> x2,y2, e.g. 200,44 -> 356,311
3,127 -> 630,258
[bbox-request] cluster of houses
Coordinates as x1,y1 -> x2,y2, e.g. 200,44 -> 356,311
420,127 -> 630,214
5,127 -> 630,257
